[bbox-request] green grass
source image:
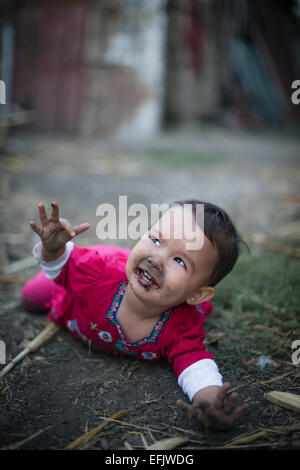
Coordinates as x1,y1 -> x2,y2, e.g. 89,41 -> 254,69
208,246 -> 300,366
142,148 -> 227,168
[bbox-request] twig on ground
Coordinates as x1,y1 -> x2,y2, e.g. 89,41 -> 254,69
223,430 -> 268,447
65,410 -> 127,449
140,433 -> 149,449
227,384 -> 245,394
95,416 -> 175,437
255,324 -> 287,337
0,322 -> 61,378
255,371 -> 294,385
223,423 -> 300,448
1,425 -> 53,450
124,440 -> 134,450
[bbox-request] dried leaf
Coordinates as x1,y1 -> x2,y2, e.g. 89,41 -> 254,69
265,391 -> 300,413
223,430 -> 268,447
147,436 -> 189,450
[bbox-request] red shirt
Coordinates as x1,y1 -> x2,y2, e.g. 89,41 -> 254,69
49,244 -> 214,379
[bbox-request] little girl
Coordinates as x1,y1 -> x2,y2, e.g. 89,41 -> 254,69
22,199 -> 249,430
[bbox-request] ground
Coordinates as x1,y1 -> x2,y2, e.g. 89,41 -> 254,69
0,126 -> 299,451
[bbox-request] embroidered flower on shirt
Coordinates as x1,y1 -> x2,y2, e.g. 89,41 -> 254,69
98,330 -> 112,342
141,351 -> 157,360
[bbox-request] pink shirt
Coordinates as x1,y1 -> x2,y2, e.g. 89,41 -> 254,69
48,244 -> 214,379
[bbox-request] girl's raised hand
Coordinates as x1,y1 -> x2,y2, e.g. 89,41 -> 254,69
30,202 -> 90,258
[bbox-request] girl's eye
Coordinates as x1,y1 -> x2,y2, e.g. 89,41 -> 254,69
151,238 -> 160,247
174,257 -> 186,269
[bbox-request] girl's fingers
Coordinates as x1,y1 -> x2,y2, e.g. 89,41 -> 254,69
38,203 -> 48,227
214,383 -> 230,409
50,201 -> 59,223
73,223 -> 90,235
176,399 -> 195,417
176,400 -> 200,420
176,399 -> 190,412
233,403 -> 249,421
59,218 -> 76,238
177,399 -> 211,421
33,203 -> 89,240
30,221 -> 43,237
59,220 -> 90,238
224,392 -> 238,415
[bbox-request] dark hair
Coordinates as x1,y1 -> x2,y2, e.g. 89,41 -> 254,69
171,199 -> 248,286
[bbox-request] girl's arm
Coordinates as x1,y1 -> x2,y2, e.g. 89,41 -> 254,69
177,383 -> 249,431
33,240 -> 75,280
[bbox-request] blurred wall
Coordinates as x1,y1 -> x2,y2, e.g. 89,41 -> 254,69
1,0 -> 299,139
80,0 -> 166,139
164,0 -> 300,128
10,0 -> 166,137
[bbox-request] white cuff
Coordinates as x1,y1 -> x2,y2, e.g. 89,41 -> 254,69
32,241 -> 74,279
178,359 -> 223,402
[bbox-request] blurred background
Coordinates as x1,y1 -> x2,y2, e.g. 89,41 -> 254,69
0,0 -> 300,257
1,0 -> 300,141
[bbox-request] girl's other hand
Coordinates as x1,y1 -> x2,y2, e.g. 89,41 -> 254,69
176,383 -> 249,431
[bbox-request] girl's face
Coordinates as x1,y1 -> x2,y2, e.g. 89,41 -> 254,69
126,205 -> 218,310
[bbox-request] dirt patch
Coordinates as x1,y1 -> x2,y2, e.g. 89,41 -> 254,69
1,304 -> 299,450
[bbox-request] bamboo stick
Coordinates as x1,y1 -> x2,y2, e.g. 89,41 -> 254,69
0,322 -> 61,378
264,391 -> 300,413
2,425 -> 53,450
147,437 -> 189,450
223,430 -> 268,447
65,410 -> 127,449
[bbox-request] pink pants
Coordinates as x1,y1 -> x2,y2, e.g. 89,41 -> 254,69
21,270 -> 57,313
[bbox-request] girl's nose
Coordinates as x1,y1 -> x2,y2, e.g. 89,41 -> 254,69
147,256 -> 163,273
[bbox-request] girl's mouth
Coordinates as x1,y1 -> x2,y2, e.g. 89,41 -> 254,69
135,267 -> 160,291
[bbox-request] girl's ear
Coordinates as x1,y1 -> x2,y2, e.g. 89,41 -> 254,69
186,286 -> 215,306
